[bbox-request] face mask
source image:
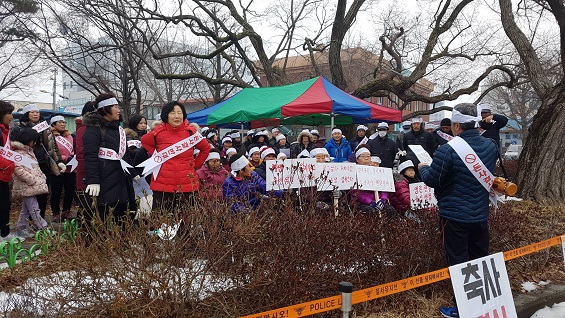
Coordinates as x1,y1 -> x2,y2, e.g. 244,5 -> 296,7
378,131 -> 387,138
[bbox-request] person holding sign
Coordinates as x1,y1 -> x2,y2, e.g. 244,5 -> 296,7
140,101 -> 211,212
402,117 -> 436,172
222,154 -> 283,213
0,101 -> 16,242
49,115 -> 77,222
389,160 -> 419,213
418,103 -> 498,318
196,149 -> 229,200
349,146 -> 390,214
83,94 -> 136,226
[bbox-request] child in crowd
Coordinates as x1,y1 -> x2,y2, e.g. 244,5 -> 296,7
11,128 -> 50,238
390,160 -> 420,212
349,146 -> 390,214
197,149 -> 229,200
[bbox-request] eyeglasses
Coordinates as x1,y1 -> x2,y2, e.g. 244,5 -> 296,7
377,128 -> 388,131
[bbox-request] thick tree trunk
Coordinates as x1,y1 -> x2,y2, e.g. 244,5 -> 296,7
516,87 -> 565,205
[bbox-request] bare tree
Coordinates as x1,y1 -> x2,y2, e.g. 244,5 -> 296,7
0,0 -> 39,48
499,0 -> 565,204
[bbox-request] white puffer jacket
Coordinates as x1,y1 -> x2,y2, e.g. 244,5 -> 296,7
10,141 -> 49,198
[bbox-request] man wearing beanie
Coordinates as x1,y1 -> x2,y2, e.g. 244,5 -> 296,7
434,118 -> 454,148
479,104 -> 508,152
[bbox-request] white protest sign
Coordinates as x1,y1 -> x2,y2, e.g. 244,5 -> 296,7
265,158 -> 317,191
408,145 -> 433,165
409,182 -> 437,209
355,165 -> 394,191
449,252 -> 517,318
316,162 -> 356,191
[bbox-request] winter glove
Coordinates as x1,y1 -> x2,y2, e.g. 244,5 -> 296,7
133,175 -> 141,182
85,184 -> 100,197
370,199 -> 386,210
57,162 -> 67,172
397,150 -> 407,157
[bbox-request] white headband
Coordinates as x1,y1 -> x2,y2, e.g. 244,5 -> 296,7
222,136 -> 232,143
331,128 -> 342,134
271,127 -> 279,133
355,147 -> 371,158
424,123 -> 435,129
226,147 -> 237,155
371,156 -> 382,163
276,134 -> 286,141
310,148 -> 328,157
260,148 -> 276,160
451,109 -> 480,124
297,149 -> 311,158
248,147 -> 260,157
206,131 -> 217,138
229,132 -> 240,139
357,125 -> 368,131
277,152 -> 287,159
22,104 -> 39,114
206,152 -> 221,162
97,97 -> 119,108
231,155 -> 249,172
50,115 -> 65,125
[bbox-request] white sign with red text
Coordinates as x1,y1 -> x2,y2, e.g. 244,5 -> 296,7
32,121 -> 50,133
355,165 -> 394,191
409,182 -> 437,209
316,162 -> 357,191
449,252 -> 517,318
265,158 -> 317,191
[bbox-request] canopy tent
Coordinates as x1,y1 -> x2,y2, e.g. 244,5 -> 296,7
187,76 -> 402,128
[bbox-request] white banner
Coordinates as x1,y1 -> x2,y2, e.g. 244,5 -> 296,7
136,132 -> 204,180
55,136 -> 74,154
0,146 -> 36,169
127,140 -> 142,148
316,162 -> 357,191
32,121 -> 50,133
437,130 -> 453,142
265,158 -> 317,191
449,252 -> 517,318
355,165 -> 394,191
98,126 -> 132,173
408,145 -> 433,165
409,182 -> 437,209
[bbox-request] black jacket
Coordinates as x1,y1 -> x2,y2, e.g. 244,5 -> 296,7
479,114 -> 508,146
434,129 -> 453,148
83,113 -> 134,206
368,136 -> 397,168
402,129 -> 436,166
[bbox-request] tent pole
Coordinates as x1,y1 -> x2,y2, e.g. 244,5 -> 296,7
331,112 -> 335,129
240,122 -> 244,135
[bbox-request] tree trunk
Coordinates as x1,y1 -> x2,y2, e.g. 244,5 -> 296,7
516,87 -> 565,204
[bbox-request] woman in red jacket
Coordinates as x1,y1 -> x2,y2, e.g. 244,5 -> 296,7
0,101 -> 16,242
141,101 -> 211,212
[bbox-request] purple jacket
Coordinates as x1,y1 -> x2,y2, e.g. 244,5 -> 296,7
350,188 -> 389,206
197,164 -> 229,200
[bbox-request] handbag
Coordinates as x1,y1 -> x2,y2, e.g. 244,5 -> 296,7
42,144 -> 61,176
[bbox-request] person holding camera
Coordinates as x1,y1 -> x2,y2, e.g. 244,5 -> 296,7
418,103 -> 498,318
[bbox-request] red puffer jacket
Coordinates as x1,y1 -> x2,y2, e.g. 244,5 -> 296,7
0,124 -> 15,182
75,117 -> 87,190
141,120 -> 211,193
390,177 -> 411,212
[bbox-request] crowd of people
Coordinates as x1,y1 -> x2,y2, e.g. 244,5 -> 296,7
0,96 -> 510,317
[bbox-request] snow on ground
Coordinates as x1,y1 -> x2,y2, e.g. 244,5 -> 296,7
531,302 -> 565,318
0,259 -> 235,315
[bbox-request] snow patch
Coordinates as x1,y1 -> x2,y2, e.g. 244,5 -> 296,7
531,302 -> 565,318
521,281 -> 538,292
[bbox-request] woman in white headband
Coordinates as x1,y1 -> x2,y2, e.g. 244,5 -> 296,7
83,93 -> 136,229
350,145 -> 391,213
50,114 -> 77,222
196,149 -> 229,200
223,153 -> 283,213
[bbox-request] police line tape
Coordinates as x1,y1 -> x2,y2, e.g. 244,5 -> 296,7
241,235 -> 564,318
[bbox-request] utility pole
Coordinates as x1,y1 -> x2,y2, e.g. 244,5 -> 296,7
52,69 -> 57,110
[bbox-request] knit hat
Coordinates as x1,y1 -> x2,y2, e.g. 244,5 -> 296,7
260,147 -> 276,160
440,118 -> 452,127
398,160 -> 415,174
128,114 -> 145,130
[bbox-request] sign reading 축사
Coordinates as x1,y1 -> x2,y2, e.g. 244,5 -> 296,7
448,252 -> 517,318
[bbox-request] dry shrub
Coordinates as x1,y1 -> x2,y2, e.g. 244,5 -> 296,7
0,195 -> 557,317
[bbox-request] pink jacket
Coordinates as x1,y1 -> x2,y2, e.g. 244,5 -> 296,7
52,128 -> 75,173
10,141 -> 49,198
196,164 -> 229,200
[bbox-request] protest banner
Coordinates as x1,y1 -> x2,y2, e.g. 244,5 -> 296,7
316,162 -> 356,191
448,252 -> 517,318
266,158 -> 317,191
409,182 -> 437,209
355,165 -> 394,191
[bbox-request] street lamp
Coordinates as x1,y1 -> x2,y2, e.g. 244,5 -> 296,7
39,89 -> 68,111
